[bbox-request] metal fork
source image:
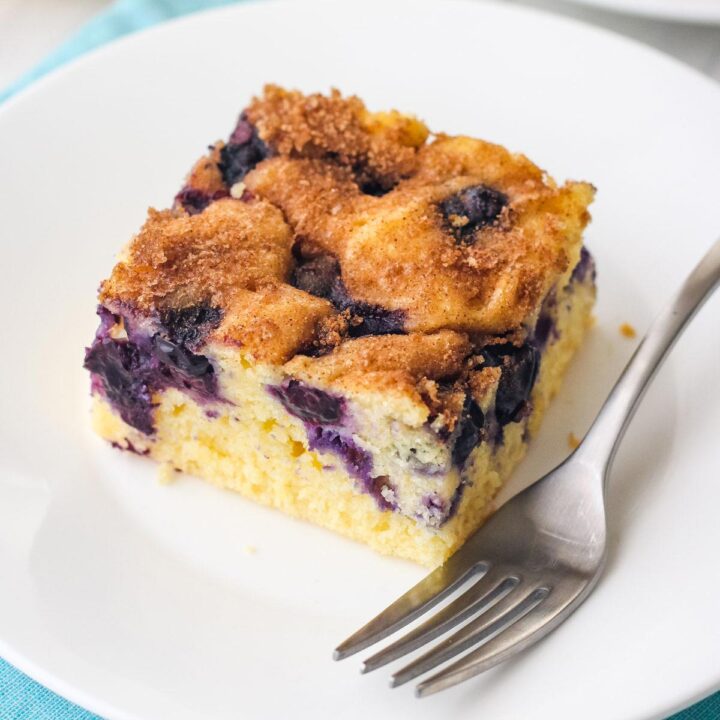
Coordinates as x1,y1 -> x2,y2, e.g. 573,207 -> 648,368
334,237 -> 720,697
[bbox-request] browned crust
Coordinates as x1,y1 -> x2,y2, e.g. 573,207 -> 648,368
246,84 -> 426,188
284,330 -> 471,383
98,85 -> 594,380
101,198 -> 292,308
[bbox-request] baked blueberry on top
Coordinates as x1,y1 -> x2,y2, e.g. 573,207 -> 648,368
85,85 -> 596,567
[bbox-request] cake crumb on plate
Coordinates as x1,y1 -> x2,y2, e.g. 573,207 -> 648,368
157,462 -> 177,485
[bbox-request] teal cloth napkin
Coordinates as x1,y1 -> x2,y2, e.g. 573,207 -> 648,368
0,1 -> 718,717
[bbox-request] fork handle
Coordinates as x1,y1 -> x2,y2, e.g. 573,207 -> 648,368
577,236 -> 720,479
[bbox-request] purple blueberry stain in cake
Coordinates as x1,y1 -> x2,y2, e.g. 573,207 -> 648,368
418,481 -> 468,527
219,115 -> 269,186
291,252 -> 405,336
329,279 -> 405,336
452,396 -> 485,467
85,332 -> 157,435
420,493 -> 448,526
152,336 -> 213,380
95,305 -> 118,337
174,186 -> 229,215
531,247 -> 595,354
307,427 -> 372,480
269,380 -> 345,425
440,184 -> 508,244
268,380 -> 398,511
481,343 -> 540,426
85,304 -> 224,436
532,249 -> 594,352
110,440 -> 150,456
532,288 -> 558,352
158,304 -> 223,350
370,476 -> 398,511
446,480 -> 467,522
482,406 -> 502,446
570,246 -> 596,285
532,312 -> 555,352
308,427 -> 395,510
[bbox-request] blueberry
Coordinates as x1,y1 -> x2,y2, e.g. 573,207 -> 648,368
270,380 -> 344,425
158,304 -> 223,350
174,187 -> 227,215
85,306 -> 222,435
479,342 -> 515,368
153,335 -> 212,377
307,426 -> 373,480
570,246 -> 596,284
358,178 -> 395,197
228,119 -> 253,145
440,184 -> 508,243
452,396 -> 485,467
291,255 -> 340,297
481,343 -> 539,425
291,254 -> 405,337
84,338 -> 156,435
532,312 -> 555,351
218,118 -> 269,186
328,278 -> 405,337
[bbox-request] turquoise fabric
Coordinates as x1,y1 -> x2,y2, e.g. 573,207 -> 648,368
0,1 -> 718,717
0,0 -> 237,103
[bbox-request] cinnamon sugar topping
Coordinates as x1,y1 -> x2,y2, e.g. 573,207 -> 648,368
98,85 -> 595,376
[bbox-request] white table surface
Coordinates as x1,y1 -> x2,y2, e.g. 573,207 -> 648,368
1,0 -> 720,93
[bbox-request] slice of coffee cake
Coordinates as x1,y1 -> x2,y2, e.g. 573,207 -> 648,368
85,86 -> 596,567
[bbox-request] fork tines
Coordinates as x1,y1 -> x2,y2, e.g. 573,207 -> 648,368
334,550 -> 574,697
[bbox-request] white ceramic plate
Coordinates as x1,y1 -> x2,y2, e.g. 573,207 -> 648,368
563,0 -> 720,23
1,1 -> 719,718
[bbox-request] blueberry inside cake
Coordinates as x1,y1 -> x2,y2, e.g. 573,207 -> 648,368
85,85 -> 596,567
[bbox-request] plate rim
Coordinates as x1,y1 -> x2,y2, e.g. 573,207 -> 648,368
563,0 -> 720,23
3,0 -> 720,118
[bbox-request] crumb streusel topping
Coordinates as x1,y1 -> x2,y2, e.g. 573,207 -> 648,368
100,85 -> 594,385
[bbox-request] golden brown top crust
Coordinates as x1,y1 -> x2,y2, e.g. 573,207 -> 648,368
285,330 -> 470,384
98,85 -> 594,376
285,331 -> 473,414
246,139 -> 593,334
101,199 -> 292,309
100,199 -> 332,362
246,84 -> 427,190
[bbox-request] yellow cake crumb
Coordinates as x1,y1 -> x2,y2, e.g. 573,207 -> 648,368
568,432 -> 581,450
619,322 -> 637,339
157,462 -> 177,485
